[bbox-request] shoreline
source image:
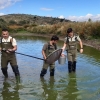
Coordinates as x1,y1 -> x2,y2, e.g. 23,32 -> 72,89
12,33 -> 100,51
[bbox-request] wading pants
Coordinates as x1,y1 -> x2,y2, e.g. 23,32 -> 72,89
1,54 -> 20,78
67,50 -> 77,73
40,61 -> 55,77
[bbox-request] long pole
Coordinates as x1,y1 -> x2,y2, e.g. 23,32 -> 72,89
15,52 -> 44,60
2,49 -> 44,60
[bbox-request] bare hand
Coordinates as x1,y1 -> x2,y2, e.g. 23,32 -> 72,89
8,49 -> 14,52
7,49 -> 14,53
80,49 -> 83,53
44,56 -> 47,60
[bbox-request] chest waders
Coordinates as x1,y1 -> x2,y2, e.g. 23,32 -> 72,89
66,37 -> 77,73
40,43 -> 56,77
1,38 -> 20,80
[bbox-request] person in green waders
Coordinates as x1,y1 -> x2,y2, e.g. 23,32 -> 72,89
0,28 -> 20,80
40,35 -> 59,77
62,28 -> 83,73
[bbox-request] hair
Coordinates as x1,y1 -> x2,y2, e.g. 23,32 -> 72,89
67,28 -> 73,34
51,35 -> 59,41
2,28 -> 8,32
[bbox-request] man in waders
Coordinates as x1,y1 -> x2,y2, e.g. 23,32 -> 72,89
62,28 -> 83,73
0,29 -> 20,80
40,35 -> 59,77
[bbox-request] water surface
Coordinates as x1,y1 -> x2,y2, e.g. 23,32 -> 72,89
0,36 -> 100,100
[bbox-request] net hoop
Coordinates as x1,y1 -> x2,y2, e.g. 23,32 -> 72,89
45,49 -> 62,64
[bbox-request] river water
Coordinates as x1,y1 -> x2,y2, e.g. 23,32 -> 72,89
0,36 -> 100,100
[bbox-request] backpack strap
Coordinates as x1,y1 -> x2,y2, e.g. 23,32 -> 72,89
74,34 -> 79,41
10,37 -> 13,44
53,43 -> 57,50
65,36 -> 69,43
48,42 -> 57,50
66,34 -> 78,43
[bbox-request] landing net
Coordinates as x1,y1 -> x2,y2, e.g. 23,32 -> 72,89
45,49 -> 62,64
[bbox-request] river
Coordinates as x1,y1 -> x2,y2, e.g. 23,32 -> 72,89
0,36 -> 100,100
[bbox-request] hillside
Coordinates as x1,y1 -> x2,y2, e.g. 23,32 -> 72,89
0,14 -> 71,26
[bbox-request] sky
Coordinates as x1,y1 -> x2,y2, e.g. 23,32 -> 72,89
0,0 -> 100,22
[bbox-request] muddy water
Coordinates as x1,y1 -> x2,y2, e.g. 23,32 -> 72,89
0,36 -> 100,100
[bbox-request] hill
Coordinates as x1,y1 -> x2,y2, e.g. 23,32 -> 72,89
0,14 -> 71,26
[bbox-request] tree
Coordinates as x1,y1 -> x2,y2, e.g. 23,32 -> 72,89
88,18 -> 92,22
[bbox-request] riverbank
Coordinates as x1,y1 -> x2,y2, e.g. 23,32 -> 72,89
12,33 -> 100,51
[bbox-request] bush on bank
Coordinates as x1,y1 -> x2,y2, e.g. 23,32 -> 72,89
26,21 -> 100,40
0,21 -> 100,40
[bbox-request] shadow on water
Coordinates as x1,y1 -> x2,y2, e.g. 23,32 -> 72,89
0,36 -> 100,100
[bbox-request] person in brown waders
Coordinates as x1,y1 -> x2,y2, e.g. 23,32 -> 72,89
40,35 -> 59,77
0,28 -> 20,82
62,28 -> 83,73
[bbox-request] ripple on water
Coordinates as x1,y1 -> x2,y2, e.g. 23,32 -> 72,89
0,37 -> 100,100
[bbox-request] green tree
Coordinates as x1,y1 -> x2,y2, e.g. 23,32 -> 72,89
88,18 -> 92,22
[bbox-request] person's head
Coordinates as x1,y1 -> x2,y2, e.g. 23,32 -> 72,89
67,28 -> 73,37
2,28 -> 9,39
51,35 -> 59,44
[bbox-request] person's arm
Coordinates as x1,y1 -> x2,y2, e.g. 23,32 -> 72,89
77,35 -> 83,53
79,40 -> 83,53
62,37 -> 67,51
8,38 -> 17,52
9,45 -> 17,51
42,43 -> 48,60
62,43 -> 67,51
0,47 -> 1,51
42,50 -> 47,60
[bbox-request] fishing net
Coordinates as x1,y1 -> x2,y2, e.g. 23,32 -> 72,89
1,48 -> 62,64
45,49 -> 62,64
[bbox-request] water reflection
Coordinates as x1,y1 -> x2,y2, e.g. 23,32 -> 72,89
64,73 -> 79,100
40,77 -> 57,100
0,36 -> 100,100
1,79 -> 20,100
78,45 -> 100,63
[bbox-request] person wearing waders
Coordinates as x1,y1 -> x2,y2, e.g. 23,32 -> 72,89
0,28 -> 20,81
40,35 -> 59,77
62,28 -> 83,73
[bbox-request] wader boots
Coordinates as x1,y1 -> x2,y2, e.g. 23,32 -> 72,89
72,61 -> 76,72
12,65 -> 20,83
68,61 -> 76,73
40,69 -> 47,77
1,68 -> 8,78
12,65 -> 20,77
50,68 -> 55,76
68,61 -> 73,73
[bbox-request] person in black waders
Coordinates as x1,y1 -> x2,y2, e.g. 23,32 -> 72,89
40,35 -> 59,77
62,28 -> 83,73
0,28 -> 20,81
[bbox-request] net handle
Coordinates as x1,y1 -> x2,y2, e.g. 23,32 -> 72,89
15,52 -> 44,60
2,50 -> 44,60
